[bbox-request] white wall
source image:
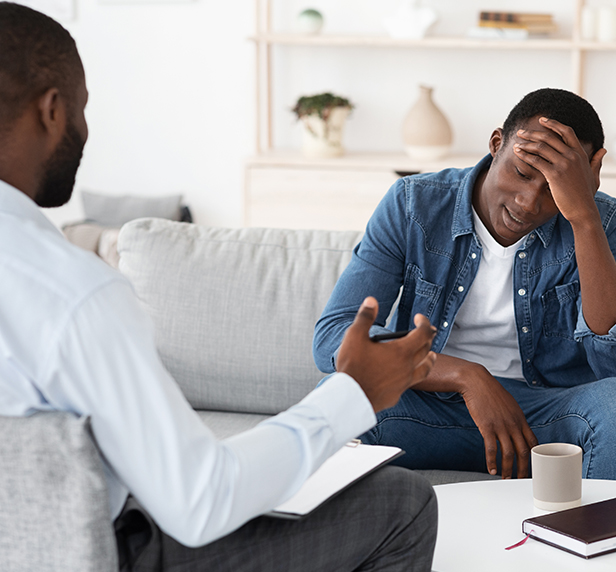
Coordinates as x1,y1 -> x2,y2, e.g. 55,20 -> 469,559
39,0 -> 616,229
43,0 -> 255,228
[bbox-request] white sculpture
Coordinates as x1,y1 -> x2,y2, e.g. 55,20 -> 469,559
383,0 -> 438,40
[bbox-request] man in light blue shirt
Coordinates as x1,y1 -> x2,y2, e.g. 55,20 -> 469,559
315,88 -> 616,482
0,3 -> 438,571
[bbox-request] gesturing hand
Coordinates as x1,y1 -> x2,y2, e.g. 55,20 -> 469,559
337,297 -> 437,413
514,117 -> 607,225
460,364 -> 538,479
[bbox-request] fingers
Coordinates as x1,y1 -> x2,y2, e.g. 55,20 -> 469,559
537,117 -> 580,149
413,313 -> 432,329
510,432 -> 531,479
404,314 -> 436,359
515,426 -> 538,479
483,433 -> 499,476
499,434 -> 516,479
413,351 -> 437,382
411,313 -> 437,344
484,426 -> 538,479
348,297 -> 378,338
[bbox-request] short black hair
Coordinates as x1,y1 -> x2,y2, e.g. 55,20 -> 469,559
0,2 -> 82,130
502,88 -> 604,154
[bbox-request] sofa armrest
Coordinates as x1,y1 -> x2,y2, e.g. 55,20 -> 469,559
0,412 -> 118,572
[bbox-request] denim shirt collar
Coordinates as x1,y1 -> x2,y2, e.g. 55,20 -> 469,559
451,153 -> 556,249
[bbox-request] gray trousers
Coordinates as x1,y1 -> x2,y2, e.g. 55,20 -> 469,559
115,466 -> 437,572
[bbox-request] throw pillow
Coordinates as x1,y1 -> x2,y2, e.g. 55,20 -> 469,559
81,190 -> 183,227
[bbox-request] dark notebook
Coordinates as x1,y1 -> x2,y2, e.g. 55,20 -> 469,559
523,497 -> 616,559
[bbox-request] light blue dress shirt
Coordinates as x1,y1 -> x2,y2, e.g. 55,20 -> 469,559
0,180 -> 376,547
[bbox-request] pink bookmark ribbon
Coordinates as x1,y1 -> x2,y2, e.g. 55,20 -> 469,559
505,532 -> 533,551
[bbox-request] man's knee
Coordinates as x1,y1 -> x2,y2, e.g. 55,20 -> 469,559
574,377 -> 616,428
368,466 -> 437,529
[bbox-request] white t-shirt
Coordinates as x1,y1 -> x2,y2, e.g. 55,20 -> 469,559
441,208 -> 526,380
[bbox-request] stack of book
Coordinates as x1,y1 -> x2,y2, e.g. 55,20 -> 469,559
468,12 -> 557,40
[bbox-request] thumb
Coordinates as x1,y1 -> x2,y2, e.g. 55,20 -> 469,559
349,297 -> 379,337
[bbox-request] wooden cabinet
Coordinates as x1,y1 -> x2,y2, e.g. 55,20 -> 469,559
245,152 -> 482,230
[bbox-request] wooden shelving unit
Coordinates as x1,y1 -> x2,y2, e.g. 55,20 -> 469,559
245,0 -> 616,231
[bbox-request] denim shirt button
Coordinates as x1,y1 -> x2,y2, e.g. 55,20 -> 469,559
526,358 -> 531,363
522,326 -> 529,333
518,252 -> 526,259
531,380 -> 538,385
443,321 -> 449,328
518,288 -> 526,296
457,286 -> 464,292
471,253 -> 477,259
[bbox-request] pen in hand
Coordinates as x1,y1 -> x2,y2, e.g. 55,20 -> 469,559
370,330 -> 411,342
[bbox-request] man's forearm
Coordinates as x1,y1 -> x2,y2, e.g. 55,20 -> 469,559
571,212 -> 616,335
411,353 -> 485,394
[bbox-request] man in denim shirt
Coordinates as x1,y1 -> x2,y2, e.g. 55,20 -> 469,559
314,88 -> 616,480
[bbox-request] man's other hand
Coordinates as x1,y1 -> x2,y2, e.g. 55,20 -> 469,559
337,297 -> 436,413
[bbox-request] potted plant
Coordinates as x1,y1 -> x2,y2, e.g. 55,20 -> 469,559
292,92 -> 354,158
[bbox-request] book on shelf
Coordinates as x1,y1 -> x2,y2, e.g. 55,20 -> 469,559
467,27 -> 529,41
522,497 -> 616,559
477,11 -> 557,36
479,21 -> 557,33
480,12 -> 553,24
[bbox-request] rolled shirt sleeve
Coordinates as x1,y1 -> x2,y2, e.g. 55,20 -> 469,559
574,307 -> 616,380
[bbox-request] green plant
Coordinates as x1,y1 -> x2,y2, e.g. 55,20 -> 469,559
292,92 -> 354,122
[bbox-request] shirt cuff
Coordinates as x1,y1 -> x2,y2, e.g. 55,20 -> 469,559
302,372 -> 377,446
574,310 -> 616,342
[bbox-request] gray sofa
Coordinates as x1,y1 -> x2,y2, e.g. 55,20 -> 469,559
0,219 -> 496,571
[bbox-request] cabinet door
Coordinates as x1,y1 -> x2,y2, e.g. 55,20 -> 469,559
245,167 -> 400,231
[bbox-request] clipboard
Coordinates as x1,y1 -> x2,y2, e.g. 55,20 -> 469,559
266,442 -> 404,520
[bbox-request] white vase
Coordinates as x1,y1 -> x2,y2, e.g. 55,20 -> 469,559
383,0 -> 438,40
402,85 -> 452,161
301,107 -> 350,158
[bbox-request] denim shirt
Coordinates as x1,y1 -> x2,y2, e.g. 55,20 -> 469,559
313,155 -> 616,388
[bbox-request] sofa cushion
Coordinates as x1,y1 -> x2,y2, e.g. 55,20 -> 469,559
118,220 -> 362,414
0,412 -> 118,572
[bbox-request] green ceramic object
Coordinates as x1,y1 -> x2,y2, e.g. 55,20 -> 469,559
297,8 -> 324,34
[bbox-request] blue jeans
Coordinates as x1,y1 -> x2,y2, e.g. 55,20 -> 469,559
358,377 -> 616,479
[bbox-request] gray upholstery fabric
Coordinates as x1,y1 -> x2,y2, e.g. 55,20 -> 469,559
118,220 -> 362,414
196,410 -> 270,439
0,412 -> 118,572
82,191 -> 183,227
416,469 -> 500,486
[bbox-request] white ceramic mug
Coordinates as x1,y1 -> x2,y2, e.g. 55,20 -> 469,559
531,443 -> 582,511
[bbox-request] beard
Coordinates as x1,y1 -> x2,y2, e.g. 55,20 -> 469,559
35,122 -> 85,208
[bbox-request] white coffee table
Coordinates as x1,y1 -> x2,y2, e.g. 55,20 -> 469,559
432,478 -> 616,572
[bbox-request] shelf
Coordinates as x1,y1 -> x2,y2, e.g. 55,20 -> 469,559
247,150 -> 616,177
247,150 -> 482,173
250,33 -> 579,51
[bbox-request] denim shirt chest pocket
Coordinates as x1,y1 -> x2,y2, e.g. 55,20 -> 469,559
541,281 -> 580,340
399,263 -> 443,321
